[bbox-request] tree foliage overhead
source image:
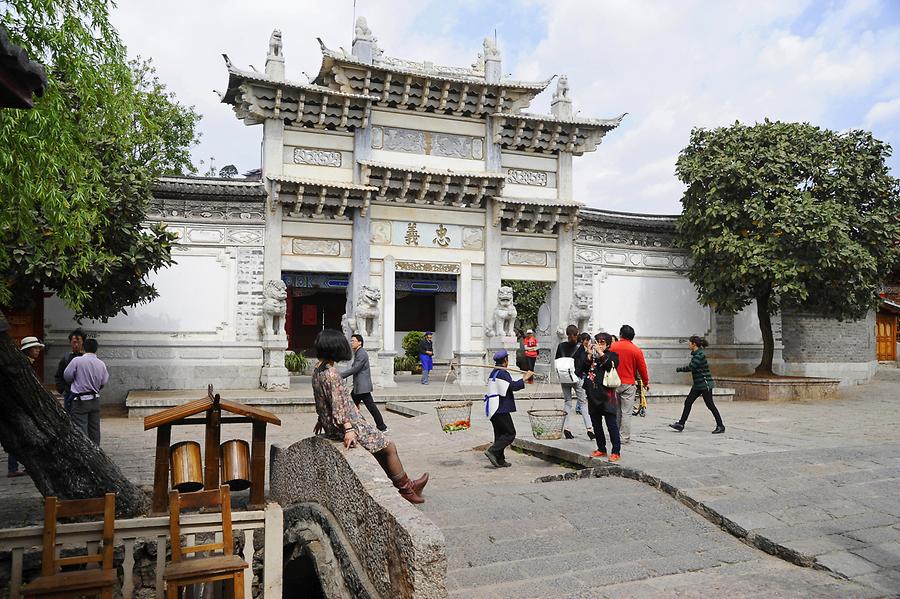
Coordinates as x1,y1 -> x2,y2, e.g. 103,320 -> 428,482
676,120 -> 900,372
0,0 -> 200,320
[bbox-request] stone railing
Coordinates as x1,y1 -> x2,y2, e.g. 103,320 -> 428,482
0,504 -> 283,599
270,437 -> 446,599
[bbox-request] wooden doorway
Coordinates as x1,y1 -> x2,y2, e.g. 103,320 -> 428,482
876,313 -> 897,362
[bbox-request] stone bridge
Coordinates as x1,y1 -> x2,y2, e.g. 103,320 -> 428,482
270,437 -> 447,598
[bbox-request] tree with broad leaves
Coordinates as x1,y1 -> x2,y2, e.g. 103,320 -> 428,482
218,164 -> 238,178
0,0 -> 199,517
502,280 -> 552,335
676,120 -> 900,375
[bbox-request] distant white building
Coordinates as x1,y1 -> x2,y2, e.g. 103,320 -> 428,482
43,20 -> 876,403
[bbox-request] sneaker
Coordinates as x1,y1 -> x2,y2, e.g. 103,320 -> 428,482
563,430 -> 574,440
483,449 -> 502,468
591,450 -> 607,458
712,426 -> 725,434
609,453 -> 620,462
379,427 -> 390,434
587,430 -> 595,441
668,422 -> 684,432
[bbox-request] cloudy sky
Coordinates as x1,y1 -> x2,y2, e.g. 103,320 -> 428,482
112,0 -> 900,215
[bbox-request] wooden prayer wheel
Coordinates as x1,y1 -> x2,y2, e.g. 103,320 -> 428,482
219,439 -> 251,492
169,441 -> 203,493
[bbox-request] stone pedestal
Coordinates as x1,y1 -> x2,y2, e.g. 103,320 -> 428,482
375,351 -> 397,388
454,350 -> 486,386
260,337 -> 290,391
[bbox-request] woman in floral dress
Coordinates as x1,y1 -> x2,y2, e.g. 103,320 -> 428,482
312,329 -> 429,504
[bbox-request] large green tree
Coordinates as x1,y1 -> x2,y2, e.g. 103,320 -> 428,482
0,0 -> 199,516
676,120 -> 900,375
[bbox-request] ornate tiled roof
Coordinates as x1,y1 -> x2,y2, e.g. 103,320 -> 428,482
267,174 -> 377,191
0,25 -> 47,108
579,207 -> 678,230
152,176 -> 267,200
316,43 -> 552,90
358,160 -> 506,180
490,112 -> 626,155
221,57 -> 373,129
493,112 -> 626,128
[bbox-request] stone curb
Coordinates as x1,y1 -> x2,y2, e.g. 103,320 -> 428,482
514,438 -> 837,578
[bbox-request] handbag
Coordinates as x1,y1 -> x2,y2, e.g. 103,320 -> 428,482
602,365 -> 621,388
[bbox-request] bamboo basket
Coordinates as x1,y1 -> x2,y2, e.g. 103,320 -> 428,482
527,409 -> 567,440
435,401 -> 472,434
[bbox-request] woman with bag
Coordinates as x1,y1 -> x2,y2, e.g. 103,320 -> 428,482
583,333 -> 622,462
668,336 -> 725,434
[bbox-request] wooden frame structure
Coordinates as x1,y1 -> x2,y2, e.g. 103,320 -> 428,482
144,385 -> 281,514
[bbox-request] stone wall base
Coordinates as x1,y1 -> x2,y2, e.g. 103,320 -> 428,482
717,376 -> 840,401
776,361 -> 877,386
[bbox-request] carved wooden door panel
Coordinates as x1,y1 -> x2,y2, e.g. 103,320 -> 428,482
875,313 -> 896,361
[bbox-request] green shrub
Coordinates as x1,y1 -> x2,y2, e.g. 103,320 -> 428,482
401,331 -> 426,358
284,351 -> 309,373
393,355 -> 417,373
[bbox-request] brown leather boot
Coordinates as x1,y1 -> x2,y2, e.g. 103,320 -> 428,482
390,472 -> 425,504
409,472 -> 429,496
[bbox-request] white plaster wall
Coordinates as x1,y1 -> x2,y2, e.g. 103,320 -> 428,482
593,271 -> 710,339
45,251 -> 230,336
734,302 -> 763,344
434,294 -> 457,359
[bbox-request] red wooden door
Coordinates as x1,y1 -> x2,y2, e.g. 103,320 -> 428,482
876,313 -> 897,361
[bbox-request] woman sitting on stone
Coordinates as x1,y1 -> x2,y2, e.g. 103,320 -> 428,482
312,329 -> 429,503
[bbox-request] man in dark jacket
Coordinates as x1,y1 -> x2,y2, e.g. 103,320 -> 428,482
418,331 -> 434,385
484,350 -> 533,468
54,328 -> 85,413
340,334 -> 388,432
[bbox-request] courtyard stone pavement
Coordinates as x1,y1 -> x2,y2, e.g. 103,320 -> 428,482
2,367 -> 899,597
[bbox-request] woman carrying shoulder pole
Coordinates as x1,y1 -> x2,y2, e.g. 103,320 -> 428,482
669,335 -> 725,434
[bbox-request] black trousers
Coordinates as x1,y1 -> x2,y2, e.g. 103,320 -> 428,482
352,392 -> 387,431
587,402 -> 621,454
489,412 -> 516,460
679,388 -> 723,427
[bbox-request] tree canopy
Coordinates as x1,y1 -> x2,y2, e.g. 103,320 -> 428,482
0,0 -> 200,320
502,280 -> 552,334
676,120 -> 900,373
0,0 -> 200,516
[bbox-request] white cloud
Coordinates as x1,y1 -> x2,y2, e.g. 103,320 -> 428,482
865,97 -> 900,127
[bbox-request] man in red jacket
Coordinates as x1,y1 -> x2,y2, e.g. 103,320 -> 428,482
609,324 -> 650,444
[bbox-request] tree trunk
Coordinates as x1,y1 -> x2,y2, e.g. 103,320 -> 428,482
0,311 -> 148,517
755,288 -> 775,376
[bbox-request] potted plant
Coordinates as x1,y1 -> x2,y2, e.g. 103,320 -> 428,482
400,331 -> 426,374
284,351 -> 309,374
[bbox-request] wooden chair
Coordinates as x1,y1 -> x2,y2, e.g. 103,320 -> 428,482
165,484 -> 248,599
23,493 -> 117,598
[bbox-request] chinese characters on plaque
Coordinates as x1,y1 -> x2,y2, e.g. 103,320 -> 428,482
403,222 -> 453,248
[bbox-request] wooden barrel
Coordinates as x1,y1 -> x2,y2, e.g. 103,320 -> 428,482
169,441 -> 203,493
220,439 -> 251,491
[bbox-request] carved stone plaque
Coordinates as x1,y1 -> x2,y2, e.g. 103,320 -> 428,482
432,132 -> 473,159
508,250 -> 548,266
462,227 -> 484,250
371,220 -> 391,244
293,148 -> 342,167
382,128 -> 425,154
292,239 -> 341,256
506,168 -> 548,186
395,261 -> 461,274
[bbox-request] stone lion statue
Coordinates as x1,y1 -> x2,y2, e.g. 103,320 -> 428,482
353,285 -> 382,339
556,289 -> 591,338
487,286 -> 517,337
258,279 -> 287,339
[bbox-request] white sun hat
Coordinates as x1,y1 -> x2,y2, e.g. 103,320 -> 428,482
20,336 -> 45,351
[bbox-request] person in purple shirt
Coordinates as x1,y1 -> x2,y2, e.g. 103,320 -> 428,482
483,349 -> 534,468
63,338 -> 108,445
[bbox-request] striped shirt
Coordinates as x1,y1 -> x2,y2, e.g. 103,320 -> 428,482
676,348 -> 714,390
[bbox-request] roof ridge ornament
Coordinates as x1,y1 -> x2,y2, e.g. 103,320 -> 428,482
352,16 -> 383,64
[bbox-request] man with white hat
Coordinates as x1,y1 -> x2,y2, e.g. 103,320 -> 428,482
8,336 -> 45,477
483,349 -> 534,468
20,336 -> 44,365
